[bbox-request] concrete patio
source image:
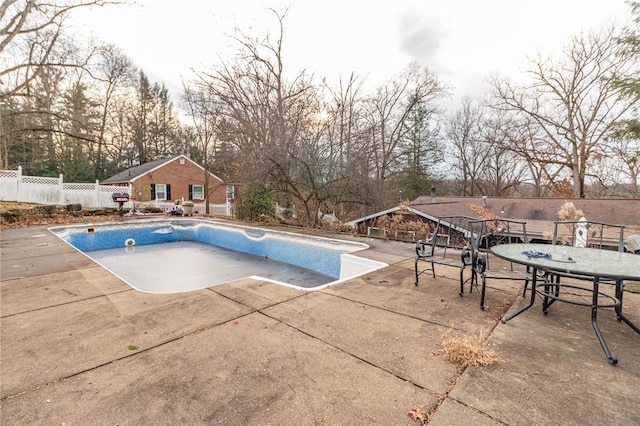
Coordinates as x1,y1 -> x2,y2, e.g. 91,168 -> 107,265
1,222 -> 639,425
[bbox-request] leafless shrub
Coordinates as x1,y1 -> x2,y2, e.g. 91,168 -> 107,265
439,330 -> 502,368
557,201 -> 584,221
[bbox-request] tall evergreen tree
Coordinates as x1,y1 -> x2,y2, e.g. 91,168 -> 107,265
130,70 -> 152,164
24,67 -> 66,176
59,80 -> 96,181
396,97 -> 442,201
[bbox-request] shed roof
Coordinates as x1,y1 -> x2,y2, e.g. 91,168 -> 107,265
345,206 -> 439,226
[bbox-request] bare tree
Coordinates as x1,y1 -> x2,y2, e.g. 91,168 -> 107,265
444,97 -> 490,196
0,0 -> 125,170
477,112 -> 526,196
491,25 -> 640,198
364,63 -> 448,206
92,43 -> 135,179
194,9 -> 339,226
322,73 -> 372,216
0,0 -> 122,100
497,115 -> 565,197
182,80 -> 224,214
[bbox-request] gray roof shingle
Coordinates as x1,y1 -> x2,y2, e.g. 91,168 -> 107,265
101,156 -> 181,184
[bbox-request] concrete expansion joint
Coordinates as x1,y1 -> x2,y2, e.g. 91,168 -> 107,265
1,288 -> 134,320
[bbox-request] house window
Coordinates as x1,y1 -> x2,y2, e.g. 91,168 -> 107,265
152,183 -> 169,201
226,185 -> 235,201
155,184 -> 167,200
190,184 -> 204,200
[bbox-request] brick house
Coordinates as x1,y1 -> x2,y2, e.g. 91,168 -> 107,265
102,155 -> 233,215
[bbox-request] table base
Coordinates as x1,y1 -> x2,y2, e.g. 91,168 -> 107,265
501,269 -> 640,365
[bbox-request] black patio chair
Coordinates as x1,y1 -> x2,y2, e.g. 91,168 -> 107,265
466,218 -> 532,310
414,216 -> 474,290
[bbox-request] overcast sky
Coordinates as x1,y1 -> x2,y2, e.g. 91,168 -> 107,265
72,0 -> 631,106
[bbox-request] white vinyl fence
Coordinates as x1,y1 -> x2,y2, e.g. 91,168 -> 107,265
0,167 -> 132,209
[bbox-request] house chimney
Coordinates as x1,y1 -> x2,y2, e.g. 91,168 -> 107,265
430,186 -> 436,203
482,195 -> 487,207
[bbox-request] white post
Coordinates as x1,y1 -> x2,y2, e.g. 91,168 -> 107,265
58,174 -> 64,204
575,217 -> 588,248
16,166 -> 22,202
95,180 -> 100,208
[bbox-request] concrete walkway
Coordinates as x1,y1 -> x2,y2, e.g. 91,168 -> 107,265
1,223 -> 639,425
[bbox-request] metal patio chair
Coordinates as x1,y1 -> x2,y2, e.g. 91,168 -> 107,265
539,219 -> 627,315
466,218 -> 532,310
414,216 -> 474,290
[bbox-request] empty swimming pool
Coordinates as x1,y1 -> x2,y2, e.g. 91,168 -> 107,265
49,219 -> 387,293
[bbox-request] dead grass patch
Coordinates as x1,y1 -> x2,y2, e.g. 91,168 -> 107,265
0,201 -> 41,211
439,330 -> 502,369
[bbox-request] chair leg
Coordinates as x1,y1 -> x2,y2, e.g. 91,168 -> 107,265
615,280 -> 624,321
614,280 -> 640,334
414,257 -> 435,286
541,274 -> 551,314
480,275 -> 487,310
460,265 -> 480,298
541,273 -> 560,315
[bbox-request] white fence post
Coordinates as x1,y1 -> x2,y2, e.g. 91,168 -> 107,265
58,174 -> 64,204
95,180 -> 100,207
16,165 -> 22,202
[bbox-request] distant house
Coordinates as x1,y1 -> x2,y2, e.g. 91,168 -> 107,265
101,155 -> 233,215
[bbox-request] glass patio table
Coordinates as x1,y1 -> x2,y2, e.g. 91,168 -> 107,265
492,243 -> 640,365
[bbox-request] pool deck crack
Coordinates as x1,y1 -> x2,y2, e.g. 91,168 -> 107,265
207,288 -> 436,393
250,292 -> 437,396
0,288 -> 134,319
320,290 -> 464,331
